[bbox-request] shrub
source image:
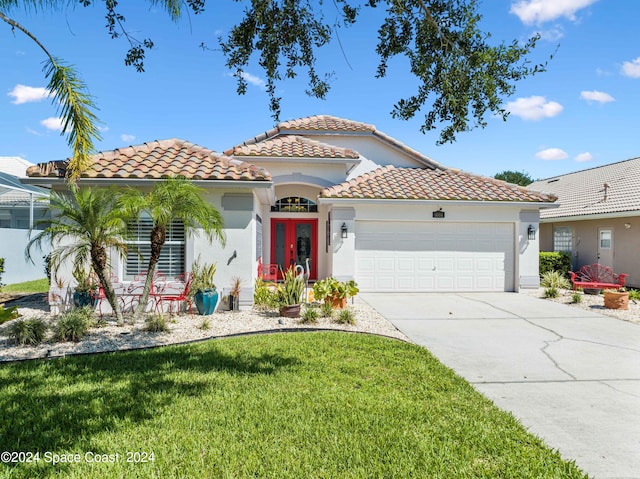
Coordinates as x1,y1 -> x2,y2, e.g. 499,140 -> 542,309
8,318 -> 48,345
335,308 -> 355,325
320,301 -> 333,318
198,318 -> 211,330
0,257 -> 4,290
0,305 -> 20,325
628,289 -> 640,301
254,278 -> 279,310
53,309 -> 92,342
144,314 -> 169,333
543,287 -> 559,299
539,252 -> 571,278
540,270 -> 571,290
300,306 -> 319,324
571,291 -> 582,303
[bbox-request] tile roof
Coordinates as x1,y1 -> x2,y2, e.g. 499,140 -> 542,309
226,135 -> 360,159
529,157 -> 640,219
227,114 -> 441,169
26,139 -> 271,181
321,166 -> 556,203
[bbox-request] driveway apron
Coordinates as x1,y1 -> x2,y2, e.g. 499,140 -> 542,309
360,292 -> 640,479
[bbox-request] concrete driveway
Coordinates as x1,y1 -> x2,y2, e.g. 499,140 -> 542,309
360,292 -> 640,479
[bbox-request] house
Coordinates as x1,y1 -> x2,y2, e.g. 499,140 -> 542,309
24,115 -> 555,306
0,158 -> 50,285
529,157 -> 640,287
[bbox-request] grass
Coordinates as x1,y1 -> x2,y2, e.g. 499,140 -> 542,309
2,278 -> 49,294
0,333 -> 586,478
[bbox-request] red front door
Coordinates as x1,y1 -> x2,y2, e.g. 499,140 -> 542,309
271,219 -> 317,280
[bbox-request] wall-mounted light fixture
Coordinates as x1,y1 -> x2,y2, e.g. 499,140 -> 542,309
625,223 -> 631,229
527,224 -> 536,240
341,223 -> 348,239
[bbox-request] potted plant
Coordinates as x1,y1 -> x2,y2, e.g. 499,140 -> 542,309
191,258 -> 219,315
276,268 -> 305,317
72,265 -> 97,308
604,288 -> 629,310
229,276 -> 242,311
313,277 -> 359,310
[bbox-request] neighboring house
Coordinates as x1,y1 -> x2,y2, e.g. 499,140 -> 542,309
0,160 -> 51,285
24,115 -> 555,306
530,157 -> 640,288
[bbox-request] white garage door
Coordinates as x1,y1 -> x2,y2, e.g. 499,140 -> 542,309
355,221 -> 514,292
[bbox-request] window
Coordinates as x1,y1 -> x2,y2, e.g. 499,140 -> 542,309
125,216 -> 185,279
599,229 -> 612,249
271,197 -> 317,213
553,226 -> 572,254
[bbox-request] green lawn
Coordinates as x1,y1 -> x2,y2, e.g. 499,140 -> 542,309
2,278 -> 49,294
0,332 -> 586,478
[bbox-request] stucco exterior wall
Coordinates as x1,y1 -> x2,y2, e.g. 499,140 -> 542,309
540,216 -> 640,287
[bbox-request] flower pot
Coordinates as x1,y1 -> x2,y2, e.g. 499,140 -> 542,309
279,304 -> 301,318
604,291 -> 629,310
73,290 -> 95,308
194,289 -> 219,315
328,296 -> 347,310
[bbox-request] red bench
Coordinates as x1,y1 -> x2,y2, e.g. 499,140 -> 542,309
569,263 -> 628,290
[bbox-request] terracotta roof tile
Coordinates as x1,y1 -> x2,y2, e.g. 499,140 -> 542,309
529,157 -> 640,218
227,135 -> 360,159
321,166 -> 556,203
26,139 -> 271,181
278,115 -> 375,133
226,114 -> 441,169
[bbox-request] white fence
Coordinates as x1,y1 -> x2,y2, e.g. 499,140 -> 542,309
0,228 -> 49,285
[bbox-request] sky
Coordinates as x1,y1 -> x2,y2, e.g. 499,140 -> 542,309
0,0 -> 638,181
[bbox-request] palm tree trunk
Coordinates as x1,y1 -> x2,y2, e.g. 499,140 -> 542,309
91,245 -> 124,324
132,225 -> 165,321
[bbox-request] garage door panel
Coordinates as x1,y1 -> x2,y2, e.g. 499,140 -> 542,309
355,221 -> 514,292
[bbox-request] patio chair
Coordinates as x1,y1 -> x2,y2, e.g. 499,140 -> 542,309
151,272 -> 194,315
257,257 -> 278,282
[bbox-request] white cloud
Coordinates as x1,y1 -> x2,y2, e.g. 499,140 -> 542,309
536,148 -> 569,161
98,126 -> 110,132
580,90 -> 615,103
240,72 -> 266,89
40,117 -> 64,132
537,26 -> 564,41
510,0 -> 598,25
621,57 -> 640,78
575,152 -> 593,162
8,84 -> 50,104
506,96 -> 563,120
120,134 -> 136,143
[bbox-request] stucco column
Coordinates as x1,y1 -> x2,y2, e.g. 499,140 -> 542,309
331,207 -> 356,281
519,210 -> 541,289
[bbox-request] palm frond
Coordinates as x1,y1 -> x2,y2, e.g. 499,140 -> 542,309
43,58 -> 101,182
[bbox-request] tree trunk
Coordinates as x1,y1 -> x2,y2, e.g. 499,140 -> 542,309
91,244 -> 124,324
132,225 -> 165,321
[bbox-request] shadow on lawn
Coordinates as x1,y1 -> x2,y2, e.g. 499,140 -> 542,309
0,342 -> 299,456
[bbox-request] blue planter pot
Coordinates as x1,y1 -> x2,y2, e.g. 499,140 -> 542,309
194,289 -> 219,315
73,290 -> 95,308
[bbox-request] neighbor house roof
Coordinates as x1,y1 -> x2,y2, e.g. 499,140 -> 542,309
26,139 -> 271,181
0,171 -> 49,206
529,157 -> 640,219
226,114 -> 442,169
321,166 -> 557,203
0,156 -> 34,177
226,134 -> 360,160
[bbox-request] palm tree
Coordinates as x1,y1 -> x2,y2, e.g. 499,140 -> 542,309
25,186 -> 129,324
120,177 -> 225,321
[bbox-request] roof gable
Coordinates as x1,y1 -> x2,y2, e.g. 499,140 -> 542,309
228,114 -> 442,169
26,139 -> 271,182
225,134 -> 360,160
322,166 -> 556,203
529,157 -> 640,219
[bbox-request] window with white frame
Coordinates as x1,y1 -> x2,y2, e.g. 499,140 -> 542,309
553,226 -> 572,254
125,216 -> 185,279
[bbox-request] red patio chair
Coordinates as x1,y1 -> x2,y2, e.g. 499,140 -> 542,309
151,272 -> 194,315
257,257 -> 278,282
